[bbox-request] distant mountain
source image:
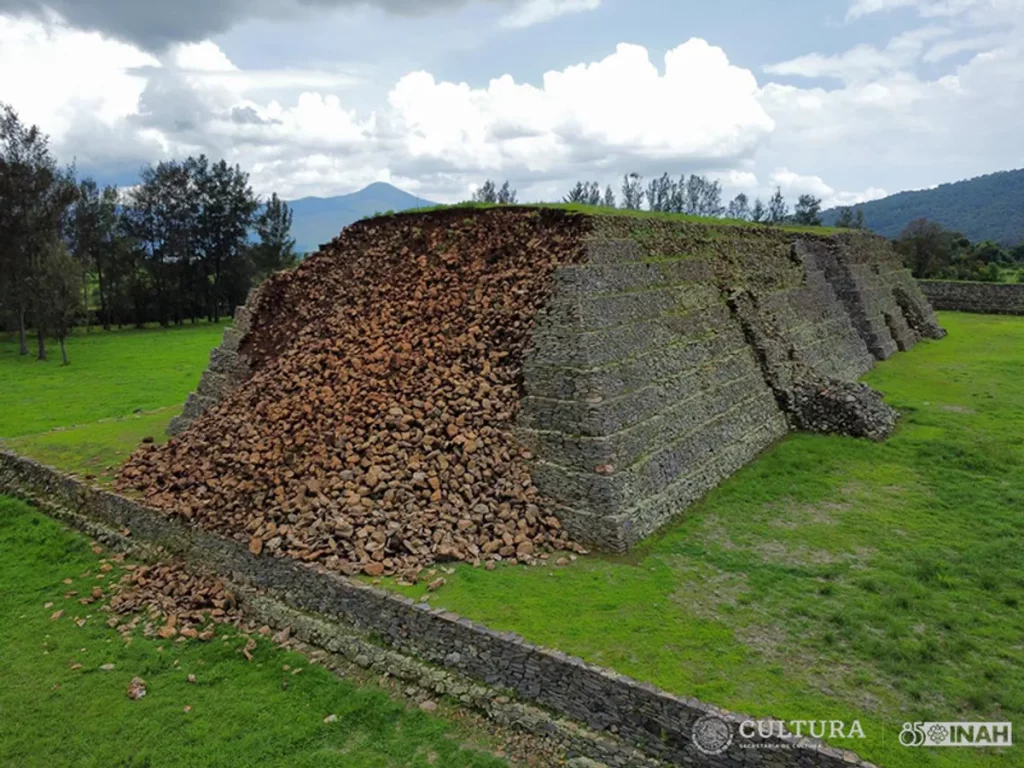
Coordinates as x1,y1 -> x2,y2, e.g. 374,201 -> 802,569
288,182 -> 436,253
822,169 -> 1024,246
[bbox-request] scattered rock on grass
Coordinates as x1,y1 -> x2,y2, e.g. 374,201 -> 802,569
126,677 -> 147,700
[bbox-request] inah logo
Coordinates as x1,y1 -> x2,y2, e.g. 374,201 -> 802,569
691,715 -> 734,755
900,722 -> 1013,748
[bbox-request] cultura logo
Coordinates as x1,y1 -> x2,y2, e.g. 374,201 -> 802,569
691,715 -> 734,755
900,722 -> 1013,748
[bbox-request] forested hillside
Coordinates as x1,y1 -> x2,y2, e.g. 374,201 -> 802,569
822,169 -> 1024,245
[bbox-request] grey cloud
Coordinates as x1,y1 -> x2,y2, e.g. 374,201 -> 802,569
230,106 -> 280,125
0,0 -> 512,50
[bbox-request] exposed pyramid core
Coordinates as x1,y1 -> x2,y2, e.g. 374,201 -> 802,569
118,207 -> 944,574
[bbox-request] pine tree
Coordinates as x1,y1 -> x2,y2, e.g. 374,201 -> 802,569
792,194 -> 823,226
621,173 -> 645,210
471,180 -> 497,203
767,187 -> 789,224
497,181 -> 517,204
727,193 -> 751,221
251,193 -> 297,280
564,182 -> 588,204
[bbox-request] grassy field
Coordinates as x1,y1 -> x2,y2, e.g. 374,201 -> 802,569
0,323 -> 226,482
2,314 -> 1023,766
389,312 -> 1024,767
0,495 -> 507,767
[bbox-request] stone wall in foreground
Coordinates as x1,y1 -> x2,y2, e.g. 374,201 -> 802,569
918,280 -> 1024,315
518,219 -> 944,552
0,450 -> 876,768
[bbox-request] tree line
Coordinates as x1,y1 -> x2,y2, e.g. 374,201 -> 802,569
896,218 -> 1024,283
0,104 -> 297,363
474,173 -> 868,229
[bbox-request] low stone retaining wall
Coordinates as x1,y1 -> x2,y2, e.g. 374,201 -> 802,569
0,451 -> 875,768
918,280 -> 1024,315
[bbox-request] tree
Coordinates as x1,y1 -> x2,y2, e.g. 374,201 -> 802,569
497,181 -> 517,204
971,240 -> 1010,265
71,178 -> 120,329
680,175 -> 723,217
767,187 -> 789,224
895,218 -> 955,278
727,193 -> 751,221
621,173 -> 645,210
123,156 -> 257,325
792,194 -> 823,226
646,173 -> 672,212
565,181 -> 603,206
37,239 -> 83,364
602,185 -> 616,208
471,180 -> 516,204
122,160 -> 197,327
699,178 -> 724,217
750,198 -> 767,223
667,178 -> 684,217
0,102 -> 69,356
472,180 -> 498,203
564,181 -> 588,204
196,158 -> 259,321
250,193 -> 296,281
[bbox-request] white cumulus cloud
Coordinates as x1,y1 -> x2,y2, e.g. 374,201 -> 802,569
389,40 -> 775,175
770,168 -> 887,208
0,14 -> 157,143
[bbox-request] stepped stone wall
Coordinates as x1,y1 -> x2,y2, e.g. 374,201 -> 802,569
167,286 -> 263,435
516,219 -> 943,552
919,280 -> 1024,315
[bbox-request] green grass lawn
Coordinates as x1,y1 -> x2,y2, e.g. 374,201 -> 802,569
0,322 -> 226,438
0,496 -> 507,767
387,312 -> 1024,768
3,314 -> 1023,767
1,323 -> 226,481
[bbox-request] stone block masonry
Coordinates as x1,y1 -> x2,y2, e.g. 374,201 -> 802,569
0,450 -> 878,768
918,280 -> 1024,315
517,217 -> 943,552
166,284 -> 264,435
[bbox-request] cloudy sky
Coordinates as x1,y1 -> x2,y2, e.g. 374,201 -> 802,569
0,0 -> 1021,206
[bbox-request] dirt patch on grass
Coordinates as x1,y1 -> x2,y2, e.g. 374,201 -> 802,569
697,514 -> 873,568
668,564 -> 749,620
937,404 -> 976,414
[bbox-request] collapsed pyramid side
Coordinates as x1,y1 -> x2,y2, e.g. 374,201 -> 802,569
141,209 -> 943,567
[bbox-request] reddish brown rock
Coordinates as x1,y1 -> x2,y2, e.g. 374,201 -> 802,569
116,209 -> 587,579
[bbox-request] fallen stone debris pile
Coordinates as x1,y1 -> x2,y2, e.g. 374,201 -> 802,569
788,378 -> 899,442
108,562 -> 244,640
118,209 -> 589,580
